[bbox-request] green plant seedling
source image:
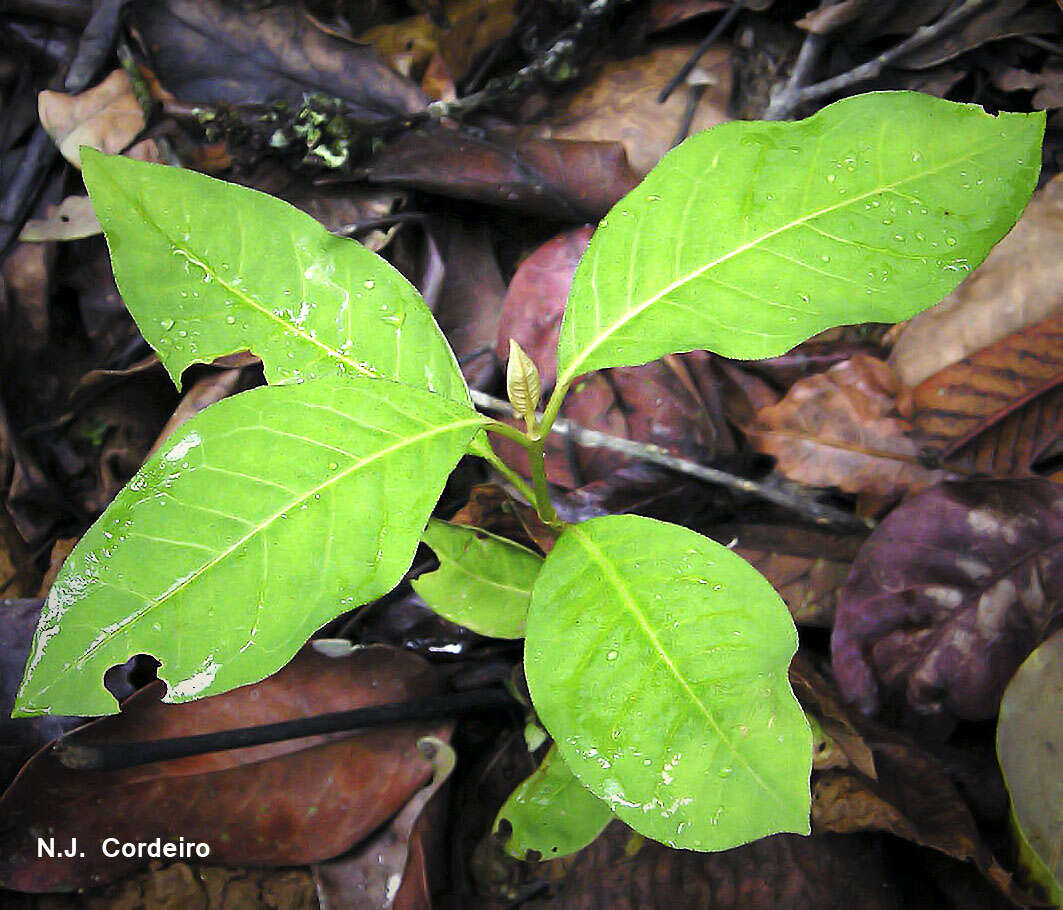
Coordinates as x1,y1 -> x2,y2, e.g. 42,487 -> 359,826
15,92 -> 1044,857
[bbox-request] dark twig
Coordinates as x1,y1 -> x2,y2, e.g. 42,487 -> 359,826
763,31 -> 830,120
658,0 -> 744,103
426,0 -> 635,121
56,688 -> 516,771
765,0 -> 993,120
471,391 -> 873,531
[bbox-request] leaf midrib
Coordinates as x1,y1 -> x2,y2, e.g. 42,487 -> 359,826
107,170 -> 376,379
70,415 -> 485,670
568,524 -> 781,802
558,137 -> 1004,387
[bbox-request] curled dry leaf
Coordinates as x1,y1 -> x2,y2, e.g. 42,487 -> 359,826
831,479 -> 1063,726
38,70 -> 144,168
364,128 -> 638,221
547,42 -> 731,175
890,174 -> 1063,387
747,355 -> 947,498
0,646 -> 448,892
906,311 -> 1063,476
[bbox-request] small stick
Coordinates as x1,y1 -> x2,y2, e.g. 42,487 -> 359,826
56,688 -> 515,772
765,0 -> 992,120
471,391 -> 873,531
658,0 -> 744,103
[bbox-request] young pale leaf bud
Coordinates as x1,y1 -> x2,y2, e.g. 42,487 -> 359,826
507,339 -> 541,425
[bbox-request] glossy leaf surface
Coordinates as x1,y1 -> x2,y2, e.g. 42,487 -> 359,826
15,377 -> 486,716
556,92 -> 1044,387
997,630 -> 1063,904
413,520 -> 541,639
81,148 -> 469,403
495,745 -> 613,860
525,515 -> 811,851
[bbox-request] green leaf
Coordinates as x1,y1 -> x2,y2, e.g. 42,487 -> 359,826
495,745 -> 613,860
997,630 -> 1063,905
413,520 -> 541,639
524,515 -> 811,852
14,377 -> 486,717
81,148 -> 469,404
556,92 -> 1045,388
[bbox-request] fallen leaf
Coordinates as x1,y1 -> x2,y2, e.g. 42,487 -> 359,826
313,737 -> 455,909
747,355 -> 947,498
363,127 -> 639,221
831,479 -> 1063,726
38,70 -> 144,167
0,646 -> 449,892
129,0 -> 426,117
1,241 -> 54,353
906,311 -> 1063,477
18,196 -> 101,242
889,174 -> 1063,387
547,42 -> 731,175
997,629 -> 1063,905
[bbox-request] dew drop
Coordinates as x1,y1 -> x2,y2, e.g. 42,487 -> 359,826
225,315 -> 236,324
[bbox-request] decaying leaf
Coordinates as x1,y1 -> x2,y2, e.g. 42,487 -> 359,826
997,630 -> 1063,905
546,42 -> 731,175
363,127 -> 638,221
890,174 -> 1063,387
907,311 -> 1063,476
38,70 -> 145,167
831,479 -> 1063,726
748,355 -> 947,498
0,646 -> 448,892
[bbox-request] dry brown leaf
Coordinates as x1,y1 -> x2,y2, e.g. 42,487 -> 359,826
748,355 -> 947,497
38,70 -> 145,168
907,311 -> 1063,476
889,173 -> 1063,387
547,42 -> 731,174
18,196 -> 101,242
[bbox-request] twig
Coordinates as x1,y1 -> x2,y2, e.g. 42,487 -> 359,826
426,0 -> 635,121
763,32 -> 830,121
658,0 -> 744,103
471,391 -> 873,531
765,0 -> 992,120
56,688 -> 516,771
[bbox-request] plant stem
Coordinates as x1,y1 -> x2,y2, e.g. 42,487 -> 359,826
538,377 -> 571,440
472,391 -> 874,531
528,438 -> 564,529
481,446 -> 538,508
483,418 -> 534,449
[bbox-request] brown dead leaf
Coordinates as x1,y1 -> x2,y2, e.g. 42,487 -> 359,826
364,127 -> 638,221
0,646 -> 448,892
547,42 -> 731,175
907,311 -> 1063,476
748,355 -> 947,498
38,70 -> 145,168
890,173 -> 1063,387
1,241 -> 53,352
18,196 -> 101,242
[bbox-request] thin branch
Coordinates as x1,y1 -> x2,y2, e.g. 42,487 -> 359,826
765,0 -> 993,120
56,689 -> 515,772
658,0 -> 744,103
471,391 -> 873,531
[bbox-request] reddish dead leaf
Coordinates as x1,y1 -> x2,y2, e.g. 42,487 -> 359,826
831,479 -> 1063,727
363,128 -> 638,221
889,174 -> 1063,387
0,646 -> 449,892
906,312 -> 1063,477
747,355 -> 947,498
38,70 -> 145,168
450,483 -> 554,554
